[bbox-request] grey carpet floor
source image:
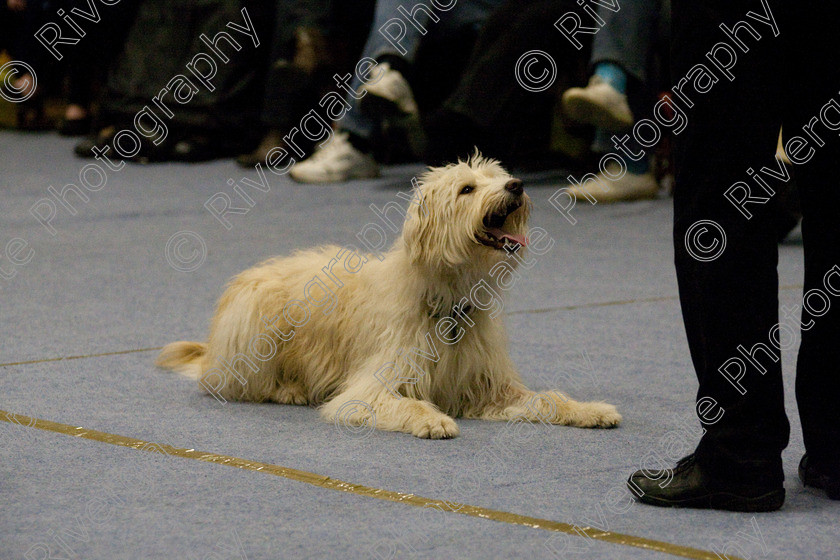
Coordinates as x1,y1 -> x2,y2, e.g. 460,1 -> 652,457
1,131 -> 836,560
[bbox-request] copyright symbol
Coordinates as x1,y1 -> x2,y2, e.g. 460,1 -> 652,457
684,220 -> 727,262
514,50 -> 557,93
165,231 -> 207,272
0,61 -> 37,102
334,400 -> 376,439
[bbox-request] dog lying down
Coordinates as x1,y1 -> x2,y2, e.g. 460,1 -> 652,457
157,154 -> 621,438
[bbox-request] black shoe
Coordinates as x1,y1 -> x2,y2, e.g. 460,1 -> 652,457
58,116 -> 92,136
74,126 -> 160,162
236,129 -> 283,168
75,126 -> 118,159
16,98 -> 48,131
169,135 -> 217,162
74,135 -> 98,158
628,454 -> 785,512
799,454 -> 840,500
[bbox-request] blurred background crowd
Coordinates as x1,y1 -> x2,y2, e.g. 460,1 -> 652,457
0,0 -> 680,199
0,0 -> 798,230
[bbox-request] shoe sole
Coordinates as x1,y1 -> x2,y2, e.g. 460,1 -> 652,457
563,93 -> 634,131
236,155 -> 260,168
289,168 -> 380,184
801,472 -> 840,500
359,91 -> 425,158
635,489 -> 785,512
360,89 -> 417,119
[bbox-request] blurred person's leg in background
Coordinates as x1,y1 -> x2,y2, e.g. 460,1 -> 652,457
562,0 -> 668,202
75,0 -> 271,162
237,0 -> 375,167
6,0 -> 54,129
60,0 -> 140,136
422,0 -> 591,167
290,0 -> 504,183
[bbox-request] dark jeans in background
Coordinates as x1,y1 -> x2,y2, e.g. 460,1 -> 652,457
428,0 -> 590,164
259,0 -> 374,130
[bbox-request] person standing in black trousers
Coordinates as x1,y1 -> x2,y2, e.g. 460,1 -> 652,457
629,0 -> 840,511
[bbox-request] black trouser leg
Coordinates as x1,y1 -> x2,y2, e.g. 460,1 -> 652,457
671,0 -> 789,483
782,7 -> 840,469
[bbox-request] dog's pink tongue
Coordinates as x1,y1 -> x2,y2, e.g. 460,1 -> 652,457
487,227 -> 528,247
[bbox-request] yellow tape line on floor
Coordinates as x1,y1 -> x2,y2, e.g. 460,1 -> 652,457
0,347 -> 162,368
1,410 -> 741,560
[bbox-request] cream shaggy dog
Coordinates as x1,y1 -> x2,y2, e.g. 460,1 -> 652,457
157,154 -> 621,438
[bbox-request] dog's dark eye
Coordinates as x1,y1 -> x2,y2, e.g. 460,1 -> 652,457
459,185 -> 475,195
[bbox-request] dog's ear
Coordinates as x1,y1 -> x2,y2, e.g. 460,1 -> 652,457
402,188 -> 470,268
401,180 -> 452,265
401,183 -> 430,264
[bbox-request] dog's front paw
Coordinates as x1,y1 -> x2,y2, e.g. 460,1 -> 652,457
272,382 -> 308,405
411,415 -> 460,439
576,402 -> 622,429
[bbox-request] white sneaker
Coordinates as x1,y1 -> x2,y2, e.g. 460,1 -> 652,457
562,76 -> 634,131
567,163 -> 658,203
289,132 -> 380,183
360,62 -> 419,116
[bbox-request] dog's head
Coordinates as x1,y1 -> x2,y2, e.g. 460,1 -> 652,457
401,152 -> 531,270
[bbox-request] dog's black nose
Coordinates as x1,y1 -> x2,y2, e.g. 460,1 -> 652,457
505,179 -> 524,195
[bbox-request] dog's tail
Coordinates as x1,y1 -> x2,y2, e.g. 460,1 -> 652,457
155,341 -> 208,379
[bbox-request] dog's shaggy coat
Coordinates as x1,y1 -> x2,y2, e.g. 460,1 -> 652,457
157,155 -> 620,438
